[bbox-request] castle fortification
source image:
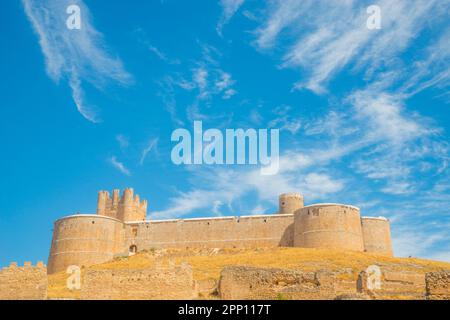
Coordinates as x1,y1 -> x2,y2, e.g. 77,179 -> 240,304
47,189 -> 394,274
294,204 -> 364,251
0,262 -> 47,300
361,217 -> 393,256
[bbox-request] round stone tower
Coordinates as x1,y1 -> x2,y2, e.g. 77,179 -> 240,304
294,204 -> 365,252
47,215 -> 125,274
361,217 -> 393,256
278,193 -> 304,215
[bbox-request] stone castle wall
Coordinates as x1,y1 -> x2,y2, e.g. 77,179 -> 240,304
125,214 -> 294,251
81,264 -> 195,300
0,262 -> 47,300
47,189 -> 393,274
48,215 -> 126,274
294,204 -> 365,252
218,266 -> 338,300
358,268 -> 426,300
1,260 -> 448,300
218,266 -> 450,300
426,271 -> 450,300
361,217 -> 393,256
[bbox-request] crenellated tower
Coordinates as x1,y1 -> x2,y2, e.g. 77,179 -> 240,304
97,188 -> 147,222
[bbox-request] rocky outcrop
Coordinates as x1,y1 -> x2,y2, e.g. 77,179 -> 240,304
426,271 -> 450,300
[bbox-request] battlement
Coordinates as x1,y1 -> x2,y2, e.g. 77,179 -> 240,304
2,261 -> 46,271
0,261 -> 47,300
97,188 -> 147,222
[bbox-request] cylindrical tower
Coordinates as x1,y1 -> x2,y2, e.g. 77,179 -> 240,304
47,215 -> 125,274
96,191 -> 108,216
294,204 -> 364,251
120,188 -> 134,221
361,217 -> 393,256
111,189 -> 120,216
278,193 -> 304,215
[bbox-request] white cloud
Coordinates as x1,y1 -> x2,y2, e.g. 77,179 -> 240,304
69,73 -> 98,122
427,251 -> 450,263
134,28 -> 181,65
247,1 -> 449,198
255,0 -> 311,50
268,105 -> 302,134
217,0 -> 245,35
348,90 -> 433,145
22,0 -> 133,122
109,156 -> 131,176
212,200 -> 224,215
304,173 -> 344,197
148,45 -> 168,61
157,76 -> 186,126
116,134 -> 129,149
158,43 -> 237,123
381,182 -> 413,196
190,66 -> 237,102
153,151 -> 345,219
194,67 -> 209,93
139,138 -> 159,165
401,26 -> 450,97
255,0 -> 443,93
343,85 -> 447,191
215,72 -> 234,91
250,205 -> 267,215
393,227 -> 449,259
222,88 -> 237,100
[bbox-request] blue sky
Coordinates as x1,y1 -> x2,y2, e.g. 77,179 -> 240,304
0,0 -> 449,267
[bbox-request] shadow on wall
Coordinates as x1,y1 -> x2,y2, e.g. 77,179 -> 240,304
279,223 -> 294,247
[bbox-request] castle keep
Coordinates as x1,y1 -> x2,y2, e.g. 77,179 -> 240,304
48,189 -> 393,274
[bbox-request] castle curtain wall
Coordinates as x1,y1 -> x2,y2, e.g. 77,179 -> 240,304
46,189 -> 394,274
361,217 -> 393,256
125,214 -> 295,250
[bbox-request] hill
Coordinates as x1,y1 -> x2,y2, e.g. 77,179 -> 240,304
48,247 -> 450,299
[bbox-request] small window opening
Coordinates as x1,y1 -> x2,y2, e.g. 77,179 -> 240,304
129,245 -> 137,256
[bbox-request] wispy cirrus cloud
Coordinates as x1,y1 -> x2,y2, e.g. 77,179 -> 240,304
116,134 -> 129,150
248,0 -> 449,198
109,156 -> 131,176
158,43 -> 237,124
255,0 -> 445,94
134,28 -> 181,65
22,0 -> 133,122
139,138 -> 159,165
388,195 -> 450,260
217,0 -> 245,36
153,157 -> 344,219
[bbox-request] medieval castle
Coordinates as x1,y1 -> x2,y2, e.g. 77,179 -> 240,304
47,189 -> 393,274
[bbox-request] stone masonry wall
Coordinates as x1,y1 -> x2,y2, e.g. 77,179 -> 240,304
80,263 -> 196,300
219,265 -> 440,300
0,262 -> 47,300
48,215 -> 125,274
126,214 -> 294,251
218,266 -> 339,300
294,205 -> 365,252
361,217 -> 393,256
426,271 -> 450,300
357,268 -> 426,300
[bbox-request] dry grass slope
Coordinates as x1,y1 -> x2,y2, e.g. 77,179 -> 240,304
47,247 -> 450,299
